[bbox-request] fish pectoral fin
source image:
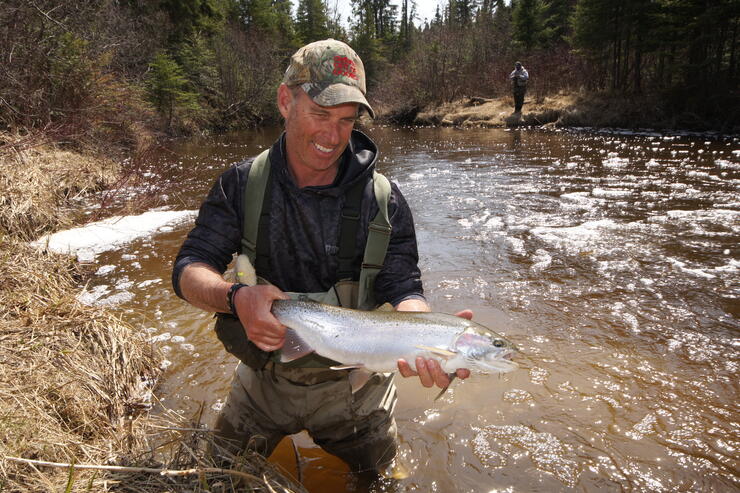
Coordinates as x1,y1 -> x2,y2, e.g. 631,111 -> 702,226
374,302 -> 394,312
348,368 -> 374,393
329,363 -> 365,370
415,345 -> 458,359
280,328 -> 314,363
434,373 -> 457,401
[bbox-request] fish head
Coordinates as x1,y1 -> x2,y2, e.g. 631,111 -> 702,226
454,325 -> 518,373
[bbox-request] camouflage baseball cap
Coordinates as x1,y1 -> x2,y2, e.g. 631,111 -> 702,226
283,39 -> 375,118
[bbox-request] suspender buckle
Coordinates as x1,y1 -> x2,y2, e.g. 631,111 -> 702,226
368,223 -> 391,235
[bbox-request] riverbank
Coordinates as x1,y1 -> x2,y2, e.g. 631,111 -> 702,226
393,91 -> 739,133
0,134 -> 304,492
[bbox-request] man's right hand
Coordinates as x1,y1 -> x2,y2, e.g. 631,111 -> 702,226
233,284 -> 290,352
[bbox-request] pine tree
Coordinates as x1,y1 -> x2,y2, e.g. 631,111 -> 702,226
512,0 -> 547,50
542,0 -> 575,45
295,0 -> 331,44
147,52 -> 200,130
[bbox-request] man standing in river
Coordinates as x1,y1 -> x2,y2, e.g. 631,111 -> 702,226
509,61 -> 529,113
172,39 -> 470,476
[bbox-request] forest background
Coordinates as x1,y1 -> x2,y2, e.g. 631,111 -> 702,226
1,0 -> 738,151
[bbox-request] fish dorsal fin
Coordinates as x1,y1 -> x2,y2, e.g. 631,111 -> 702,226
235,254 -> 257,285
348,368 -> 374,393
280,328 -> 314,363
416,345 -> 457,359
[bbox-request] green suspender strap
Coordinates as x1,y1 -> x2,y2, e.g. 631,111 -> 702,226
236,149 -> 271,283
356,171 -> 392,310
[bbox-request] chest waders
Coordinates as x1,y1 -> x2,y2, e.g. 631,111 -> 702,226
214,149 -> 392,369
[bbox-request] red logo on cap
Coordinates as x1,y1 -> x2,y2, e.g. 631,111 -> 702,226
333,55 -> 358,80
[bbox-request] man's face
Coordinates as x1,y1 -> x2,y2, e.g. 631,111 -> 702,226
278,85 -> 359,178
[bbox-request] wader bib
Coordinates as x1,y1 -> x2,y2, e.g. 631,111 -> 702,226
214,149 -> 393,371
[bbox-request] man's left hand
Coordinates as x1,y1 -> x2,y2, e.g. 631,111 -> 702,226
397,309 -> 473,389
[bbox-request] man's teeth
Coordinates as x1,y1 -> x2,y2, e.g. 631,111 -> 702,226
314,143 -> 333,153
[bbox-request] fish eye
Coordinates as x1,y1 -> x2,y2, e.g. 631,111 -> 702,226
493,339 -> 505,348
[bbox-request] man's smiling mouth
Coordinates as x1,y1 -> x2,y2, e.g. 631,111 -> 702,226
314,142 -> 334,154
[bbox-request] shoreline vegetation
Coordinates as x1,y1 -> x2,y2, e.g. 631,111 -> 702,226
0,0 -> 736,491
0,134 -> 306,491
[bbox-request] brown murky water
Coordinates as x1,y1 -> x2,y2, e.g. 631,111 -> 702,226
88,126 -> 739,492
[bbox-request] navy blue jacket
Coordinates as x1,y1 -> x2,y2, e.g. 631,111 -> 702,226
172,130 -> 425,306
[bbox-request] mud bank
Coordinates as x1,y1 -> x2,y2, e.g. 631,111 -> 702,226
392,92 -> 738,132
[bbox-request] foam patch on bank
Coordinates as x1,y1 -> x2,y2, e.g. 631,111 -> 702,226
31,209 -> 197,261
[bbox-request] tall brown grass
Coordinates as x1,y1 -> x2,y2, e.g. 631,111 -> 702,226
0,134 -> 305,491
0,133 -> 119,241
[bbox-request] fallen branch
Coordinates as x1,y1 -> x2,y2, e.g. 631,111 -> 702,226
5,456 -> 263,483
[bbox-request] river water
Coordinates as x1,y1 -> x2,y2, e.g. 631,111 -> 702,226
88,126 -> 739,492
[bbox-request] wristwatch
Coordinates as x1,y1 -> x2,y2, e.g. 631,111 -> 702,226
227,283 -> 248,317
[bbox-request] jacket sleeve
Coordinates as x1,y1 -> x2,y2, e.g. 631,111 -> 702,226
171,164 -> 245,299
373,181 -> 425,306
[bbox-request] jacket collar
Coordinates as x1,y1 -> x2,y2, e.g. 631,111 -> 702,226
271,130 -> 378,196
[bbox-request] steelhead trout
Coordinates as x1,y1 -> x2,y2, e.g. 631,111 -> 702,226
272,299 -> 518,392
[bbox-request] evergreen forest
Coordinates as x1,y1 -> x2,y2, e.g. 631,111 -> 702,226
1,0 -> 738,146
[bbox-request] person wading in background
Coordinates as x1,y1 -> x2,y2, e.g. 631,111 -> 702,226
509,61 -> 529,113
172,38 -> 471,478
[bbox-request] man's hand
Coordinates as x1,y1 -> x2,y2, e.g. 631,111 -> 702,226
396,307 -> 473,389
233,284 -> 290,352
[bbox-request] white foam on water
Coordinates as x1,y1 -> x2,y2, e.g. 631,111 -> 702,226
602,153 -> 630,168
531,249 -> 552,272
531,219 -> 619,253
76,284 -> 110,305
30,209 -> 197,260
484,216 -> 505,230
95,265 -> 116,276
667,258 -> 716,279
561,191 -> 592,202
715,159 -> 740,170
710,258 -> 739,273
137,279 -> 162,288
116,280 -> 134,290
592,188 -> 633,199
150,332 -> 172,343
506,237 -> 526,255
96,291 -> 135,306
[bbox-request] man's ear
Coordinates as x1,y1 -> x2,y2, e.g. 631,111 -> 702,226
277,84 -> 292,119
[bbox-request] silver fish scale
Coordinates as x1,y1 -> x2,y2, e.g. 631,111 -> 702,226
272,300 -> 516,373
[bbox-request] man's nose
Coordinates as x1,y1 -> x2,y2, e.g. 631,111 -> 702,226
322,121 -> 342,145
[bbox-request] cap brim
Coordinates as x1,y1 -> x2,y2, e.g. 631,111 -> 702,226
302,82 -> 375,119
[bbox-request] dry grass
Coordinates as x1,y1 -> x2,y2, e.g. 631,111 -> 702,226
0,134 -> 306,491
0,237 -> 158,490
0,238 -> 307,491
412,92 -> 579,128
0,132 -> 119,241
